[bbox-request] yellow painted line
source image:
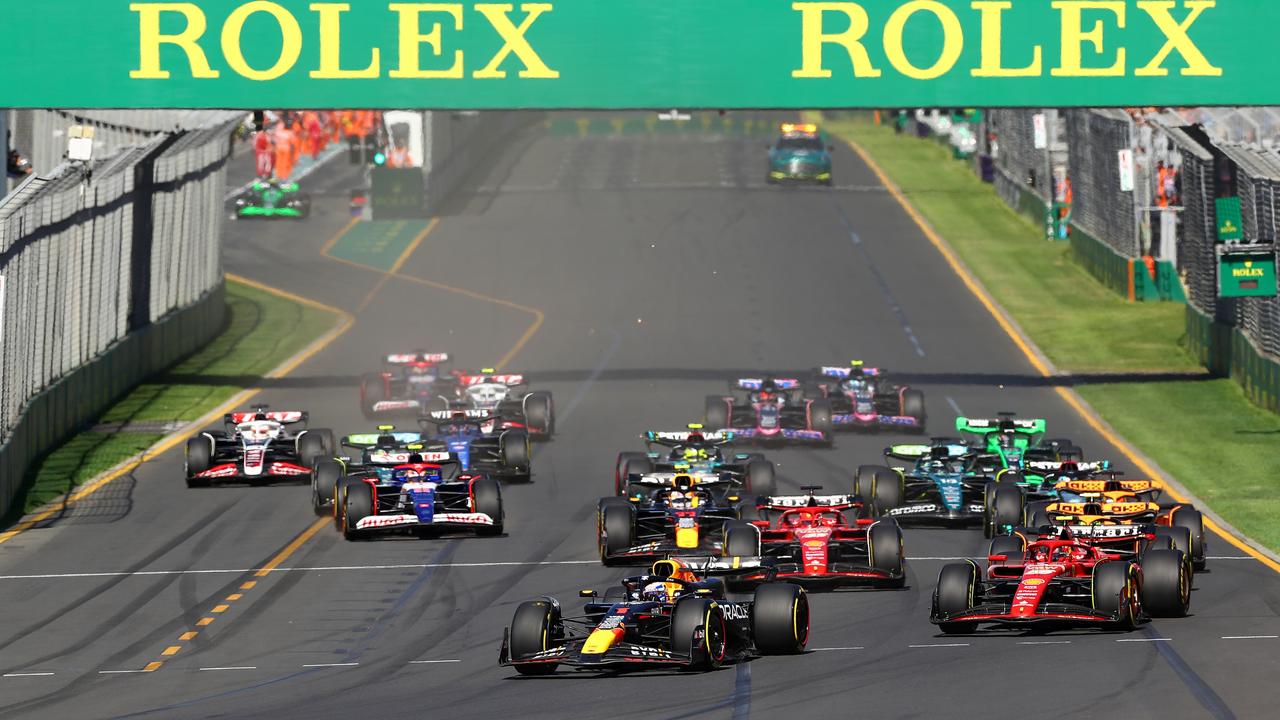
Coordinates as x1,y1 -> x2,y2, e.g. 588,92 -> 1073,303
179,632 -> 198,641
240,581 -> 257,590
226,593 -> 243,601
391,272 -> 545,370
196,618 -> 214,627
355,218 -> 440,313
320,216 -> 361,255
161,646 -> 181,656
212,605 -> 230,614
254,519 -> 328,578
840,132 -> 1280,576
143,662 -> 163,673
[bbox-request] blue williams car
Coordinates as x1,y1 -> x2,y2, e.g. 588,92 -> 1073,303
418,410 -> 532,482
767,123 -> 833,185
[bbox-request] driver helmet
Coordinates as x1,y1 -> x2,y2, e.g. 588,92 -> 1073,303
1071,546 -> 1089,561
673,474 -> 696,493
1031,546 -> 1051,563
642,581 -> 679,603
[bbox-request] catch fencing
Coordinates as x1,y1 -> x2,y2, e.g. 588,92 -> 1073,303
0,110 -> 241,512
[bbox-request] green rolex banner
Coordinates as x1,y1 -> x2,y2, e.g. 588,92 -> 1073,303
1216,196 -> 1244,243
0,1 -> 1277,109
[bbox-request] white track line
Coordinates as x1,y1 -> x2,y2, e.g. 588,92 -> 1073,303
1018,641 -> 1072,645
909,643 -> 969,648
199,666 -> 257,671
4,672 -> 55,677
809,647 -> 865,652
302,663 -> 358,668
99,669 -> 150,674
409,659 -> 462,664
1222,635 -> 1277,640
1117,638 -> 1171,642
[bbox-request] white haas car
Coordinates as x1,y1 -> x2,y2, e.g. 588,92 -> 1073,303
426,369 -> 554,440
184,408 -> 335,488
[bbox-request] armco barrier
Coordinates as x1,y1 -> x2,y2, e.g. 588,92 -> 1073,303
0,282 -> 225,519
1186,303 -> 1280,412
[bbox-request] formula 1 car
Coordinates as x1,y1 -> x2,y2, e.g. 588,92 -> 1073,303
416,410 -> 532,482
426,369 -> 554,440
335,456 -> 504,540
704,377 -> 832,447
185,407 -> 333,488
730,488 -> 906,589
1020,477 -> 1207,571
613,424 -> 777,496
810,362 -> 925,432
311,425 -> 440,516
500,557 -> 808,674
957,415 -> 1083,473
766,122 -> 832,185
930,533 -> 1190,634
359,352 -> 452,418
232,179 -> 311,219
856,443 -> 990,525
598,471 -> 749,565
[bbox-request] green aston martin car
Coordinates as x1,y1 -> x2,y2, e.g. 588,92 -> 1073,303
234,180 -> 311,219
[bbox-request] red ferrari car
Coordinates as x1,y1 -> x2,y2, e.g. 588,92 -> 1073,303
727,488 -> 905,589
930,534 -> 1189,634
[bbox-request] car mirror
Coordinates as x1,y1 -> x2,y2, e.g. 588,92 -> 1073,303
988,554 -> 1008,563
579,589 -> 598,598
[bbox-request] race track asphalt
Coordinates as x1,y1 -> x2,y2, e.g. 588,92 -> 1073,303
1,113 -> 1277,719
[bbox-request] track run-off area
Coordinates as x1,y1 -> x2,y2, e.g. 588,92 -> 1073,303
2,114 -> 1279,719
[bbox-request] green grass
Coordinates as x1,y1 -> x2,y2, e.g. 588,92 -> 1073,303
821,113 -> 1280,554
15,280 -> 338,516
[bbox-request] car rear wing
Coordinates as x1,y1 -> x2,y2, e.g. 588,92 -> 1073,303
342,431 -> 424,448
456,373 -> 525,386
644,430 -> 735,447
1052,477 -> 1161,502
1025,460 -> 1111,474
956,416 -> 1046,435
669,555 -> 770,575
758,493 -> 860,510
226,410 -> 307,426
734,377 -> 799,391
883,443 -> 972,462
385,352 -> 450,365
422,409 -> 494,422
366,449 -> 454,465
815,365 -> 880,378
627,471 -> 732,487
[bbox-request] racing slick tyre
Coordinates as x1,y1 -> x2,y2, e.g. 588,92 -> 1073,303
704,396 -> 730,430
736,495 -> 766,522
297,432 -> 327,469
855,465 -> 903,513
671,598 -> 727,671
498,430 -> 532,480
341,481 -> 374,541
1140,548 -> 1191,618
935,563 -> 979,634
1046,438 -> 1083,461
1169,506 -> 1207,571
311,460 -> 344,516
1152,526 -> 1196,580
752,583 -> 809,654
333,477 -> 352,531
988,535 -> 1026,565
185,436 -> 212,488
868,520 -> 906,588
523,391 -> 555,439
360,374 -> 387,418
745,460 -> 776,497
808,399 -> 834,435
985,484 -> 1026,539
1026,502 -> 1052,530
723,521 -> 762,558
900,388 -> 927,430
598,498 -> 635,565
509,600 -> 563,675
313,428 -> 337,456
423,395 -> 450,419
614,452 -> 648,495
472,477 -> 505,536
616,456 -> 652,496
1092,561 -> 1140,630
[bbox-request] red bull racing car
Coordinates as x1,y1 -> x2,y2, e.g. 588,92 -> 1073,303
500,557 -> 808,674
184,407 -> 333,488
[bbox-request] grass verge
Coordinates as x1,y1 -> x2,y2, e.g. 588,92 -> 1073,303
16,279 -> 338,514
822,113 -> 1280,554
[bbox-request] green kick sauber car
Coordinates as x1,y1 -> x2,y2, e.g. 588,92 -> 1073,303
234,180 -> 311,219
766,123 -> 833,185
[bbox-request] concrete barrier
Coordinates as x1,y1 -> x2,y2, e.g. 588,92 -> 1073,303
0,282 -> 226,519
